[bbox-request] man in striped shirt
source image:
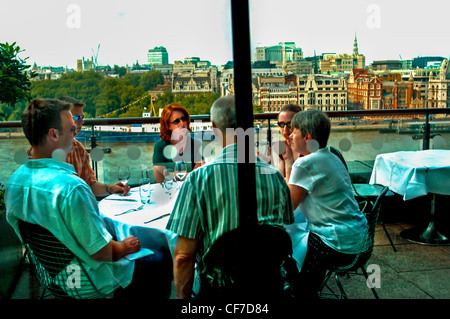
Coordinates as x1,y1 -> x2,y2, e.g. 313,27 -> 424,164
59,96 -> 129,197
166,95 -> 294,299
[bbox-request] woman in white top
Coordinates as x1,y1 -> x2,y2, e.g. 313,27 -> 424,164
288,109 -> 367,298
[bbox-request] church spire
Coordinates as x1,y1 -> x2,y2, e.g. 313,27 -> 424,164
353,33 -> 359,56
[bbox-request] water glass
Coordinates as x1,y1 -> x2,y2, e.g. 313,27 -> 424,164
139,178 -> 151,204
163,175 -> 174,198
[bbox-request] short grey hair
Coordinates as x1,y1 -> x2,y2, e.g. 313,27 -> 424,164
291,109 -> 331,148
210,95 -> 237,132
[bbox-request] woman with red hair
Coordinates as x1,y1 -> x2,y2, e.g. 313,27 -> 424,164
152,103 -> 204,183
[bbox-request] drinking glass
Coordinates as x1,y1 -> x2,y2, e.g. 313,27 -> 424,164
117,165 -> 131,196
139,178 -> 151,205
163,175 -> 174,199
174,161 -> 187,181
141,169 -> 150,180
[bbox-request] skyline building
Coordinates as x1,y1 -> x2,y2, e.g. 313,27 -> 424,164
147,46 -> 169,66
255,42 -> 303,64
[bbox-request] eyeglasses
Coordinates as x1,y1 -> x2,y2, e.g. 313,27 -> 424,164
73,115 -> 84,121
277,121 -> 291,129
169,117 -> 187,125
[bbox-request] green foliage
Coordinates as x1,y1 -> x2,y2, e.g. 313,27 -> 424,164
25,70 -> 163,119
152,91 -> 220,117
253,103 -> 263,114
0,42 -> 36,119
1,66 -> 222,120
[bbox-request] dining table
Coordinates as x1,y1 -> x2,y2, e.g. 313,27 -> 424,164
98,182 -> 181,260
98,180 -> 309,272
369,149 -> 450,245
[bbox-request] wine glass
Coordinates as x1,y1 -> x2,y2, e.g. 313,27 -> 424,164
174,161 -> 187,181
117,165 -> 131,196
139,178 -> 151,205
163,175 -> 174,199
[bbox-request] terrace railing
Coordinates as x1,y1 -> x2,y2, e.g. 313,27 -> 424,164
1,107 -> 449,185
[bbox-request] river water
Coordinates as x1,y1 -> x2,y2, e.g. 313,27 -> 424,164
1,130 -> 449,186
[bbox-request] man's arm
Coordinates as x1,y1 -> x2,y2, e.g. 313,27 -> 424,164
173,236 -> 199,299
90,181 -> 130,197
91,235 -> 141,262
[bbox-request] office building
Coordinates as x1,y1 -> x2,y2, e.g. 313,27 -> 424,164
147,46 -> 169,66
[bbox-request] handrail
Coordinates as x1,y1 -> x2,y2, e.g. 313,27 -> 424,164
2,108 -> 450,151
2,108 -> 449,128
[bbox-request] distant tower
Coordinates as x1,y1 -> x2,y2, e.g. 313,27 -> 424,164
353,33 -> 359,56
407,73 -> 414,107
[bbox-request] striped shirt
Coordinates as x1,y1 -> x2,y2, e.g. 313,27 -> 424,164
166,143 -> 294,262
66,139 -> 97,186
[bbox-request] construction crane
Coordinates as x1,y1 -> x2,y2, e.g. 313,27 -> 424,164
92,44 -> 100,67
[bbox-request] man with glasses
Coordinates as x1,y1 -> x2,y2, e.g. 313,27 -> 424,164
58,96 -> 129,197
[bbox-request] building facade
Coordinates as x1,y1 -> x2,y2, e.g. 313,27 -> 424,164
172,69 -> 219,95
147,46 -> 169,65
259,74 -> 348,113
427,59 -> 450,110
320,53 -> 365,73
347,69 -> 383,110
254,42 -> 303,63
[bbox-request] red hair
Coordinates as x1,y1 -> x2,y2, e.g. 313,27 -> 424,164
159,103 -> 191,141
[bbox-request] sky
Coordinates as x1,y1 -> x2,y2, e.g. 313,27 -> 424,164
1,0 -> 449,70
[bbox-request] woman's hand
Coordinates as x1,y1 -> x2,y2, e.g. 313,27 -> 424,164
193,160 -> 205,170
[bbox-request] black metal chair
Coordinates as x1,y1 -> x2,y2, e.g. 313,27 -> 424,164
18,220 -> 106,299
197,224 -> 300,299
329,146 -> 397,252
318,186 -> 389,299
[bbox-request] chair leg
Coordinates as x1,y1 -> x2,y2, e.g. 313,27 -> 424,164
334,273 -> 348,299
361,267 -> 380,299
318,270 -> 341,298
319,270 -> 333,293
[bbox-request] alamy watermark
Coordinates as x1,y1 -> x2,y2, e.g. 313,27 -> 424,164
66,264 -> 81,288
366,4 -> 381,29
67,4 -> 81,29
366,264 -> 381,289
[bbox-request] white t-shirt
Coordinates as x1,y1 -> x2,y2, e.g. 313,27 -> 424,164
289,148 -> 367,253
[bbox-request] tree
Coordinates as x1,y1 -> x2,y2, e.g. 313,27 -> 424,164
113,65 -> 127,78
0,42 -> 36,119
139,71 -> 164,91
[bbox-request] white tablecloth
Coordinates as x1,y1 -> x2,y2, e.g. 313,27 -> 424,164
99,182 -> 309,270
99,183 -> 180,259
369,150 -> 450,201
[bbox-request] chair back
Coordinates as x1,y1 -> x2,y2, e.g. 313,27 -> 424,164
18,220 -> 104,299
339,186 -> 389,270
330,146 -> 348,170
197,224 -> 299,299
